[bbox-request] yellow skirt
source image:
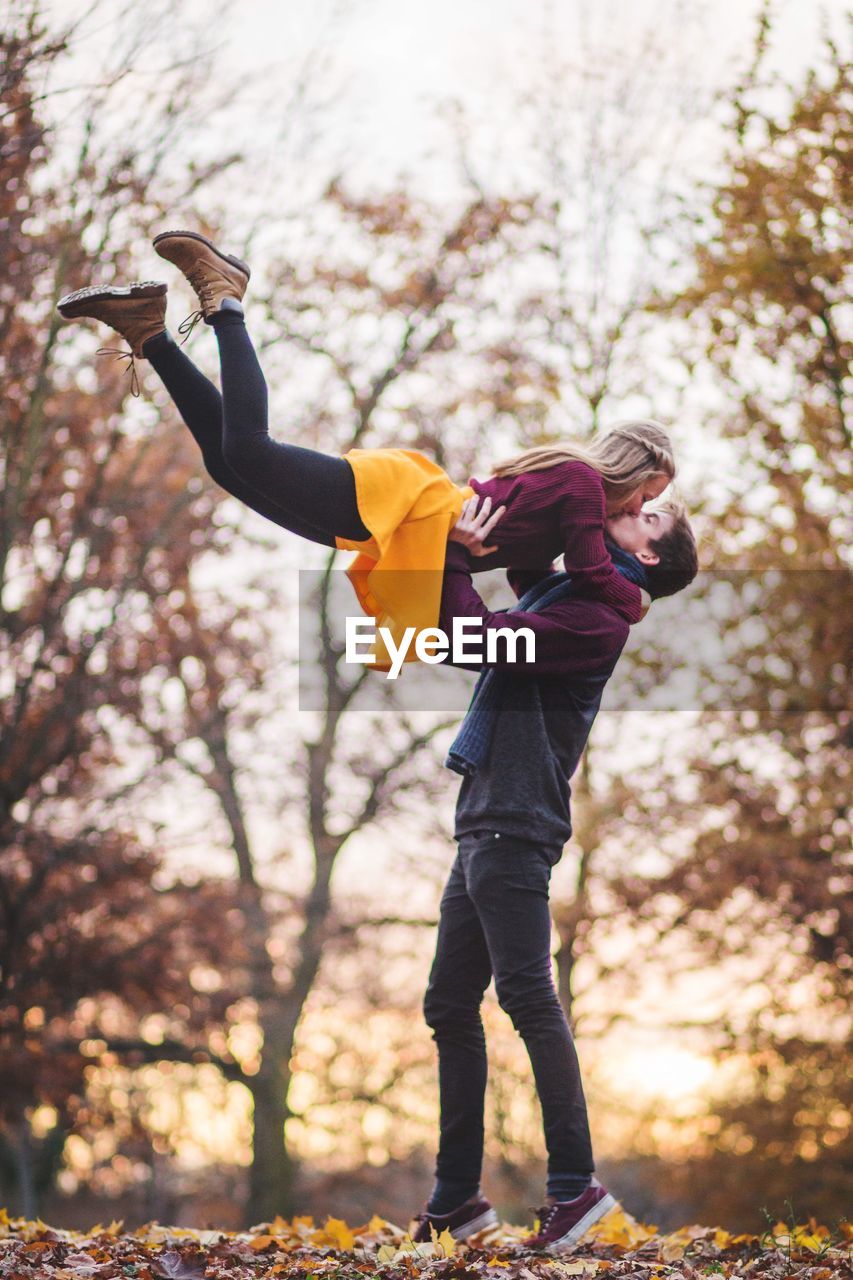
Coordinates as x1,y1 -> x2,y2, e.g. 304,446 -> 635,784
334,448 -> 475,670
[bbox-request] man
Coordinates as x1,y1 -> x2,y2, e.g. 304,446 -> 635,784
413,497 -> 698,1252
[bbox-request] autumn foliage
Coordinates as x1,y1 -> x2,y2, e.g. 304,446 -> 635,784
0,1209 -> 851,1280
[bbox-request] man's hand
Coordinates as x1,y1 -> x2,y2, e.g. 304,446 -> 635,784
449,494 -> 507,556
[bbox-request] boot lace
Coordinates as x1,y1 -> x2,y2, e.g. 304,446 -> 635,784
176,309 -> 204,344
96,346 -> 141,398
177,266 -> 217,344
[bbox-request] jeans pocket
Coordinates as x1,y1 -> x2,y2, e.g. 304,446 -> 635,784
516,846 -> 554,889
471,837 -> 555,891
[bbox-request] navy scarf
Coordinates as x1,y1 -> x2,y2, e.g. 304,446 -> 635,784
445,541 -> 647,777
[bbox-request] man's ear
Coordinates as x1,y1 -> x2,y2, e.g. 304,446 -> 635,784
636,548 -> 660,566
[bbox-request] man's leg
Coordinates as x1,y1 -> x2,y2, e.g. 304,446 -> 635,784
460,833 -> 594,1199
422,847 -> 494,1214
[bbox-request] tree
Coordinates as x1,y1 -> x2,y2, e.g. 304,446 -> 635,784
600,30 -> 851,1215
0,0 -> 252,1216
3,1 -> 556,1224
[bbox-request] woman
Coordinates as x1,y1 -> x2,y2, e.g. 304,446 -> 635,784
57,232 -> 674,663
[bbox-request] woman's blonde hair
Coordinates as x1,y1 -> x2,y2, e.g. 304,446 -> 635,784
491,419 -> 675,509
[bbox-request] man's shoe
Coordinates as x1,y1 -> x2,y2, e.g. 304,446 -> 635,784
56,281 -> 168,396
524,1182 -> 618,1253
411,1196 -> 498,1244
152,229 -> 250,339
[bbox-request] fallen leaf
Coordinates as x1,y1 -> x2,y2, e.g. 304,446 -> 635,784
249,1233 -> 280,1251
659,1240 -> 685,1262
52,1253 -> 108,1278
317,1217 -> 356,1250
151,1247 -> 207,1278
430,1225 -> 457,1257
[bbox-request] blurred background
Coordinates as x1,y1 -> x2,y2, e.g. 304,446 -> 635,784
1,0 -> 850,1235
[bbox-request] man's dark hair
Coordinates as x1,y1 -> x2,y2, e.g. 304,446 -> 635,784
644,500 -> 699,599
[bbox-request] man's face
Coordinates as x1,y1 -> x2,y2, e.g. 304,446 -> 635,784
605,509 -> 674,564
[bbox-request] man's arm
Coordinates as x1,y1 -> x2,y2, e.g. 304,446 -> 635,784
438,542 -> 629,676
506,562 -> 561,600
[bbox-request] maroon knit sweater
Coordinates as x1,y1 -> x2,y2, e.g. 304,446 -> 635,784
464,459 -> 643,624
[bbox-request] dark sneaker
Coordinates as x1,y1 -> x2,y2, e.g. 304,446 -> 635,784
524,1182 -> 617,1252
411,1196 -> 498,1243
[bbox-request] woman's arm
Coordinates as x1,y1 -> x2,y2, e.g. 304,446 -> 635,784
448,494 -> 506,554
558,470 -> 647,623
450,496 -> 563,603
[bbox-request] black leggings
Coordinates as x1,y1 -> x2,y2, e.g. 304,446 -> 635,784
143,312 -> 371,545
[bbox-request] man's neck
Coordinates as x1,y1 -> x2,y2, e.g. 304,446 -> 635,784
604,534 -> 649,590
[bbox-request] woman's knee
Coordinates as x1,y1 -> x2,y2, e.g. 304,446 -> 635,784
221,426 -> 275,480
203,454 -> 245,498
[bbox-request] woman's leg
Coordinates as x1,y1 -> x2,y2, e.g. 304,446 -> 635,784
142,325 -> 368,545
143,329 -> 336,543
207,308 -> 371,541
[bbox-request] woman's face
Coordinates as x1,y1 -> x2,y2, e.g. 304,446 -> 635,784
607,472 -> 670,516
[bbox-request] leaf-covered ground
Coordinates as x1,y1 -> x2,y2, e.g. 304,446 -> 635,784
0,1207 -> 849,1279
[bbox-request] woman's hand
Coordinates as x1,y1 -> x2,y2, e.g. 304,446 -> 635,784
449,495 -> 507,556
639,588 -> 652,617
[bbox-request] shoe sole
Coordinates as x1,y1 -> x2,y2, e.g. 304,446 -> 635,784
57,280 -> 167,317
546,1194 -> 618,1253
413,1206 -> 499,1246
152,229 -> 251,281
451,1207 -> 499,1241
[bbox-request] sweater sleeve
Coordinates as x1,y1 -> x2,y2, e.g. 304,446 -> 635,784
558,467 -> 644,624
506,563 -> 561,601
438,542 -> 628,676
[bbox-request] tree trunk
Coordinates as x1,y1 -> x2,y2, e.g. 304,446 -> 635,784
15,1121 -> 37,1220
247,1032 -> 297,1225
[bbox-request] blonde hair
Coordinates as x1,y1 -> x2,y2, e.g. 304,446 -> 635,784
491,419 -> 675,509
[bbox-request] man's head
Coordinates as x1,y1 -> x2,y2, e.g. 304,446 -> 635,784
606,500 -> 699,599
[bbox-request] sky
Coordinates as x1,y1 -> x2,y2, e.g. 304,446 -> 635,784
222,0 -> 840,185
221,0 -> 846,178
44,0 -> 850,198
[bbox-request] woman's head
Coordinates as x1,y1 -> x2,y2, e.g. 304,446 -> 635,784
491,419 -> 675,514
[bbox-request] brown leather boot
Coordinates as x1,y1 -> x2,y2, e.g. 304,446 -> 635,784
152,230 -> 250,341
56,281 -> 168,396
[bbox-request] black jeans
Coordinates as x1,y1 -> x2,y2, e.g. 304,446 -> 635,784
143,317 -> 370,543
423,831 -> 594,1211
